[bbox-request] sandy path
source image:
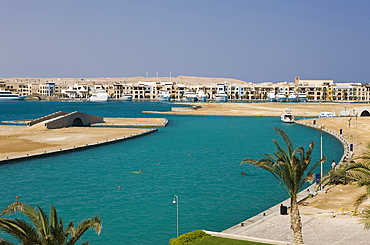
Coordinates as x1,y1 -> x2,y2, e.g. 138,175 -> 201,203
0,124 -> 155,162
151,102 -> 348,117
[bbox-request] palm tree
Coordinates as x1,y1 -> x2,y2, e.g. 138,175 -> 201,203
0,201 -> 102,245
241,128 -> 326,244
324,144 -> 370,228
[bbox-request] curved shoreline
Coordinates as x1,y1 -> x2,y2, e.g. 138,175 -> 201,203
217,120 -> 358,244
0,129 -> 157,164
295,120 -> 350,165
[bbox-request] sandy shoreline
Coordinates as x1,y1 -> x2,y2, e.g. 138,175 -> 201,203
159,102 -> 370,244
2,103 -> 370,244
0,118 -> 167,163
162,102 -> 370,155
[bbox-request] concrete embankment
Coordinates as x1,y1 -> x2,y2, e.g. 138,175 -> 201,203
0,128 -> 157,164
217,119 -> 352,244
93,118 -> 168,127
0,116 -> 168,164
295,120 -> 351,164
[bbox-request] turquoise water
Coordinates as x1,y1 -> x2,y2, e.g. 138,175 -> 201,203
0,101 -> 343,244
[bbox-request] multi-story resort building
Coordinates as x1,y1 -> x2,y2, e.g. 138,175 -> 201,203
0,76 -> 369,102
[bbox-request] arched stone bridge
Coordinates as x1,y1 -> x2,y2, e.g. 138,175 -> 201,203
28,111 -> 104,129
352,106 -> 370,117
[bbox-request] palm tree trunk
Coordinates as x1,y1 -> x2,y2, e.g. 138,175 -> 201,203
290,198 -> 304,244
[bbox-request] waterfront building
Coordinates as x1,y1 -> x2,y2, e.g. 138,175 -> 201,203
1,76 -> 370,103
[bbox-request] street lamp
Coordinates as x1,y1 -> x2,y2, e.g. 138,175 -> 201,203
320,125 -> 325,190
173,195 -> 179,238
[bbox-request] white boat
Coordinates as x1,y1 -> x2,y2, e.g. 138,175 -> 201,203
298,93 -> 307,102
157,91 -> 171,102
196,90 -> 207,102
0,90 -> 26,100
281,108 -> 295,123
182,91 -> 198,102
267,92 -> 276,102
276,92 -> 287,102
215,91 -> 228,102
318,112 -> 336,118
89,89 -> 110,102
121,92 -> 132,101
288,92 -> 298,102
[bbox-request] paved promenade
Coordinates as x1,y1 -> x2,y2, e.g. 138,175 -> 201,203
217,183 -> 370,245
213,114 -> 370,245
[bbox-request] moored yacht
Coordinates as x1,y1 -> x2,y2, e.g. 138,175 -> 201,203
89,89 -> 110,102
276,92 -> 287,102
281,108 -> 295,123
298,93 -> 307,102
318,112 -> 336,118
288,92 -> 298,102
267,92 -> 276,102
196,90 -> 207,102
0,90 -> 26,100
121,92 -> 133,101
157,91 -> 171,102
215,91 -> 228,102
182,91 -> 198,102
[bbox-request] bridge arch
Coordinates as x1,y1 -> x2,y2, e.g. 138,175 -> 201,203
72,117 -> 84,126
360,110 -> 370,117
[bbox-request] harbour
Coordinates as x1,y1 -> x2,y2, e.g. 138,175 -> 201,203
0,101 -> 348,244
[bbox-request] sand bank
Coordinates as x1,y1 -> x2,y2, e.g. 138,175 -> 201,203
0,117 -> 168,163
155,102 -> 370,244
93,117 -> 168,127
160,102 -> 370,155
149,102 -> 361,117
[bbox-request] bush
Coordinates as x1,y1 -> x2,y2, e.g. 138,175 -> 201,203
169,230 -> 210,245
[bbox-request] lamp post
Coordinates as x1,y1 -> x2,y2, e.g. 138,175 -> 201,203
348,117 -> 352,152
173,195 -> 179,238
320,125 -> 325,190
355,113 -> 358,154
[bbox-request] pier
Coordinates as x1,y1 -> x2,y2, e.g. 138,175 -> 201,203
0,112 -> 168,163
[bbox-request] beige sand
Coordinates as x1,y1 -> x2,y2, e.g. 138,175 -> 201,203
164,102 -> 370,155
2,103 -> 370,244
0,117 -> 167,161
161,102 -> 370,244
96,117 -> 168,127
155,102 -> 354,117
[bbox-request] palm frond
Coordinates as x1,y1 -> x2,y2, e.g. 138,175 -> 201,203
0,238 -> 15,245
0,218 -> 40,244
361,207 -> 370,229
0,202 -> 25,217
66,216 -> 102,245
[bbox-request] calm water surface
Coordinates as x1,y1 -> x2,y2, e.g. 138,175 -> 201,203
0,101 -> 343,244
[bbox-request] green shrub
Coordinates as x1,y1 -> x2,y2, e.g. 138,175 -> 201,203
169,230 -> 210,245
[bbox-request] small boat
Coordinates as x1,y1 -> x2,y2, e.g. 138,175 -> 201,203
157,91 -> 171,102
267,92 -> 276,102
318,112 -> 336,118
0,90 -> 26,100
89,89 -> 110,102
288,92 -> 298,102
196,90 -> 207,102
276,92 -> 287,102
215,91 -> 228,102
182,91 -> 198,102
281,108 -> 295,123
298,93 -> 307,102
121,92 -> 133,101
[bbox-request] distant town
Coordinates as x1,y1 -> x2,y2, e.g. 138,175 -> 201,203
1,76 -> 369,102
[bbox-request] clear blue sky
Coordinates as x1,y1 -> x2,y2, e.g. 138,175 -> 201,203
1,0 -> 370,83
